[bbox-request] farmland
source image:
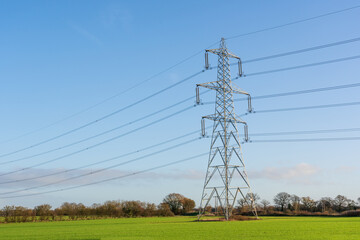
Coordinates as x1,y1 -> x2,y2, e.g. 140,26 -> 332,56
0,216 -> 359,240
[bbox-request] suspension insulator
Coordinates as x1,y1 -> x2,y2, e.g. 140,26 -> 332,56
196,86 -> 200,105
238,59 -> 243,77
201,118 -> 206,137
244,124 -> 249,142
247,95 -> 252,112
205,51 -> 209,70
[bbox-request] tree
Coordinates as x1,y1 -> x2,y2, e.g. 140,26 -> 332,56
182,198 -> 195,214
237,198 -> 248,213
347,199 -> 357,210
246,193 -> 260,206
101,201 -> 123,217
290,195 -> 301,212
301,197 -> 316,212
319,197 -> 333,212
122,201 -> 144,217
260,200 -> 270,213
143,203 -> 157,217
238,193 -> 260,213
333,195 -> 349,212
163,193 -> 185,215
274,192 -> 291,211
34,204 -> 52,220
157,203 -> 174,216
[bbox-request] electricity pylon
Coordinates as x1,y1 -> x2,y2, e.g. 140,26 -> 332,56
196,38 -> 258,220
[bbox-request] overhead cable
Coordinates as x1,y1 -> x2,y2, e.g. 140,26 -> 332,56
226,5 -> 360,40
0,153 -> 208,199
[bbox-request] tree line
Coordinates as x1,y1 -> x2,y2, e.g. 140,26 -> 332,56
1,192 -> 359,223
0,193 -> 195,223
236,192 -> 360,216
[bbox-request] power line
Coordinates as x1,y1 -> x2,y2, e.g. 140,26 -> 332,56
0,91 -> 210,166
0,127 -> 209,185
207,55 -> 360,79
3,82 -> 359,170
226,5 -> 360,40
5,99 -> 354,177
2,126 -> 360,185
0,70 -> 204,159
0,105 -> 195,177
2,48 -> 359,166
0,152 -> 208,199
201,81 -> 360,105
249,136 -> 360,143
241,37 -> 360,64
0,42 -> 220,145
0,137 -> 201,195
3,4 -> 359,147
5,79 -> 360,167
241,82 -> 360,101
243,55 -> 360,77
251,101 -> 360,114
3,134 -> 360,199
4,4 -> 359,145
3,34 -> 359,150
3,40 -> 359,159
249,127 -> 360,137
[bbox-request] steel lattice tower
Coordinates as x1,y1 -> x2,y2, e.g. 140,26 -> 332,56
196,38 -> 258,220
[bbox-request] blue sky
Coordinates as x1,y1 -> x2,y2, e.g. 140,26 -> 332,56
0,0 -> 359,208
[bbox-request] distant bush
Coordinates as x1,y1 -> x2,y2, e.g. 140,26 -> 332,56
340,210 -> 360,217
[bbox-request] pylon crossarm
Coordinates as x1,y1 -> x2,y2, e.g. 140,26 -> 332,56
197,82 -> 222,91
227,51 -> 241,60
231,83 -> 250,96
206,49 -> 222,56
198,82 -> 246,94
206,49 -> 240,60
203,115 -> 246,124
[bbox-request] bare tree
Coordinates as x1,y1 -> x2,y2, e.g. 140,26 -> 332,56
237,198 -> 247,213
333,195 -> 349,212
260,200 -> 270,213
246,193 -> 260,206
274,192 -> 291,211
301,197 -> 316,212
290,195 -> 301,212
347,199 -> 357,210
319,197 -> 333,212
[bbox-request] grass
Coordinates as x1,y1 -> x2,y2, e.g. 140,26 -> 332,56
0,216 -> 359,240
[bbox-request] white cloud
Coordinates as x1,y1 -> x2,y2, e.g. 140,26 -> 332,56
249,163 -> 319,182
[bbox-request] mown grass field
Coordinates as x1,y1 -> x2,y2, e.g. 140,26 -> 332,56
0,216 -> 359,240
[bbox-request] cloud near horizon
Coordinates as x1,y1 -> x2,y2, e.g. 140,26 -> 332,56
248,163 -> 320,183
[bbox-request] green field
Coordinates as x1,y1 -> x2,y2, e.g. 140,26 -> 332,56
0,216 -> 359,240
